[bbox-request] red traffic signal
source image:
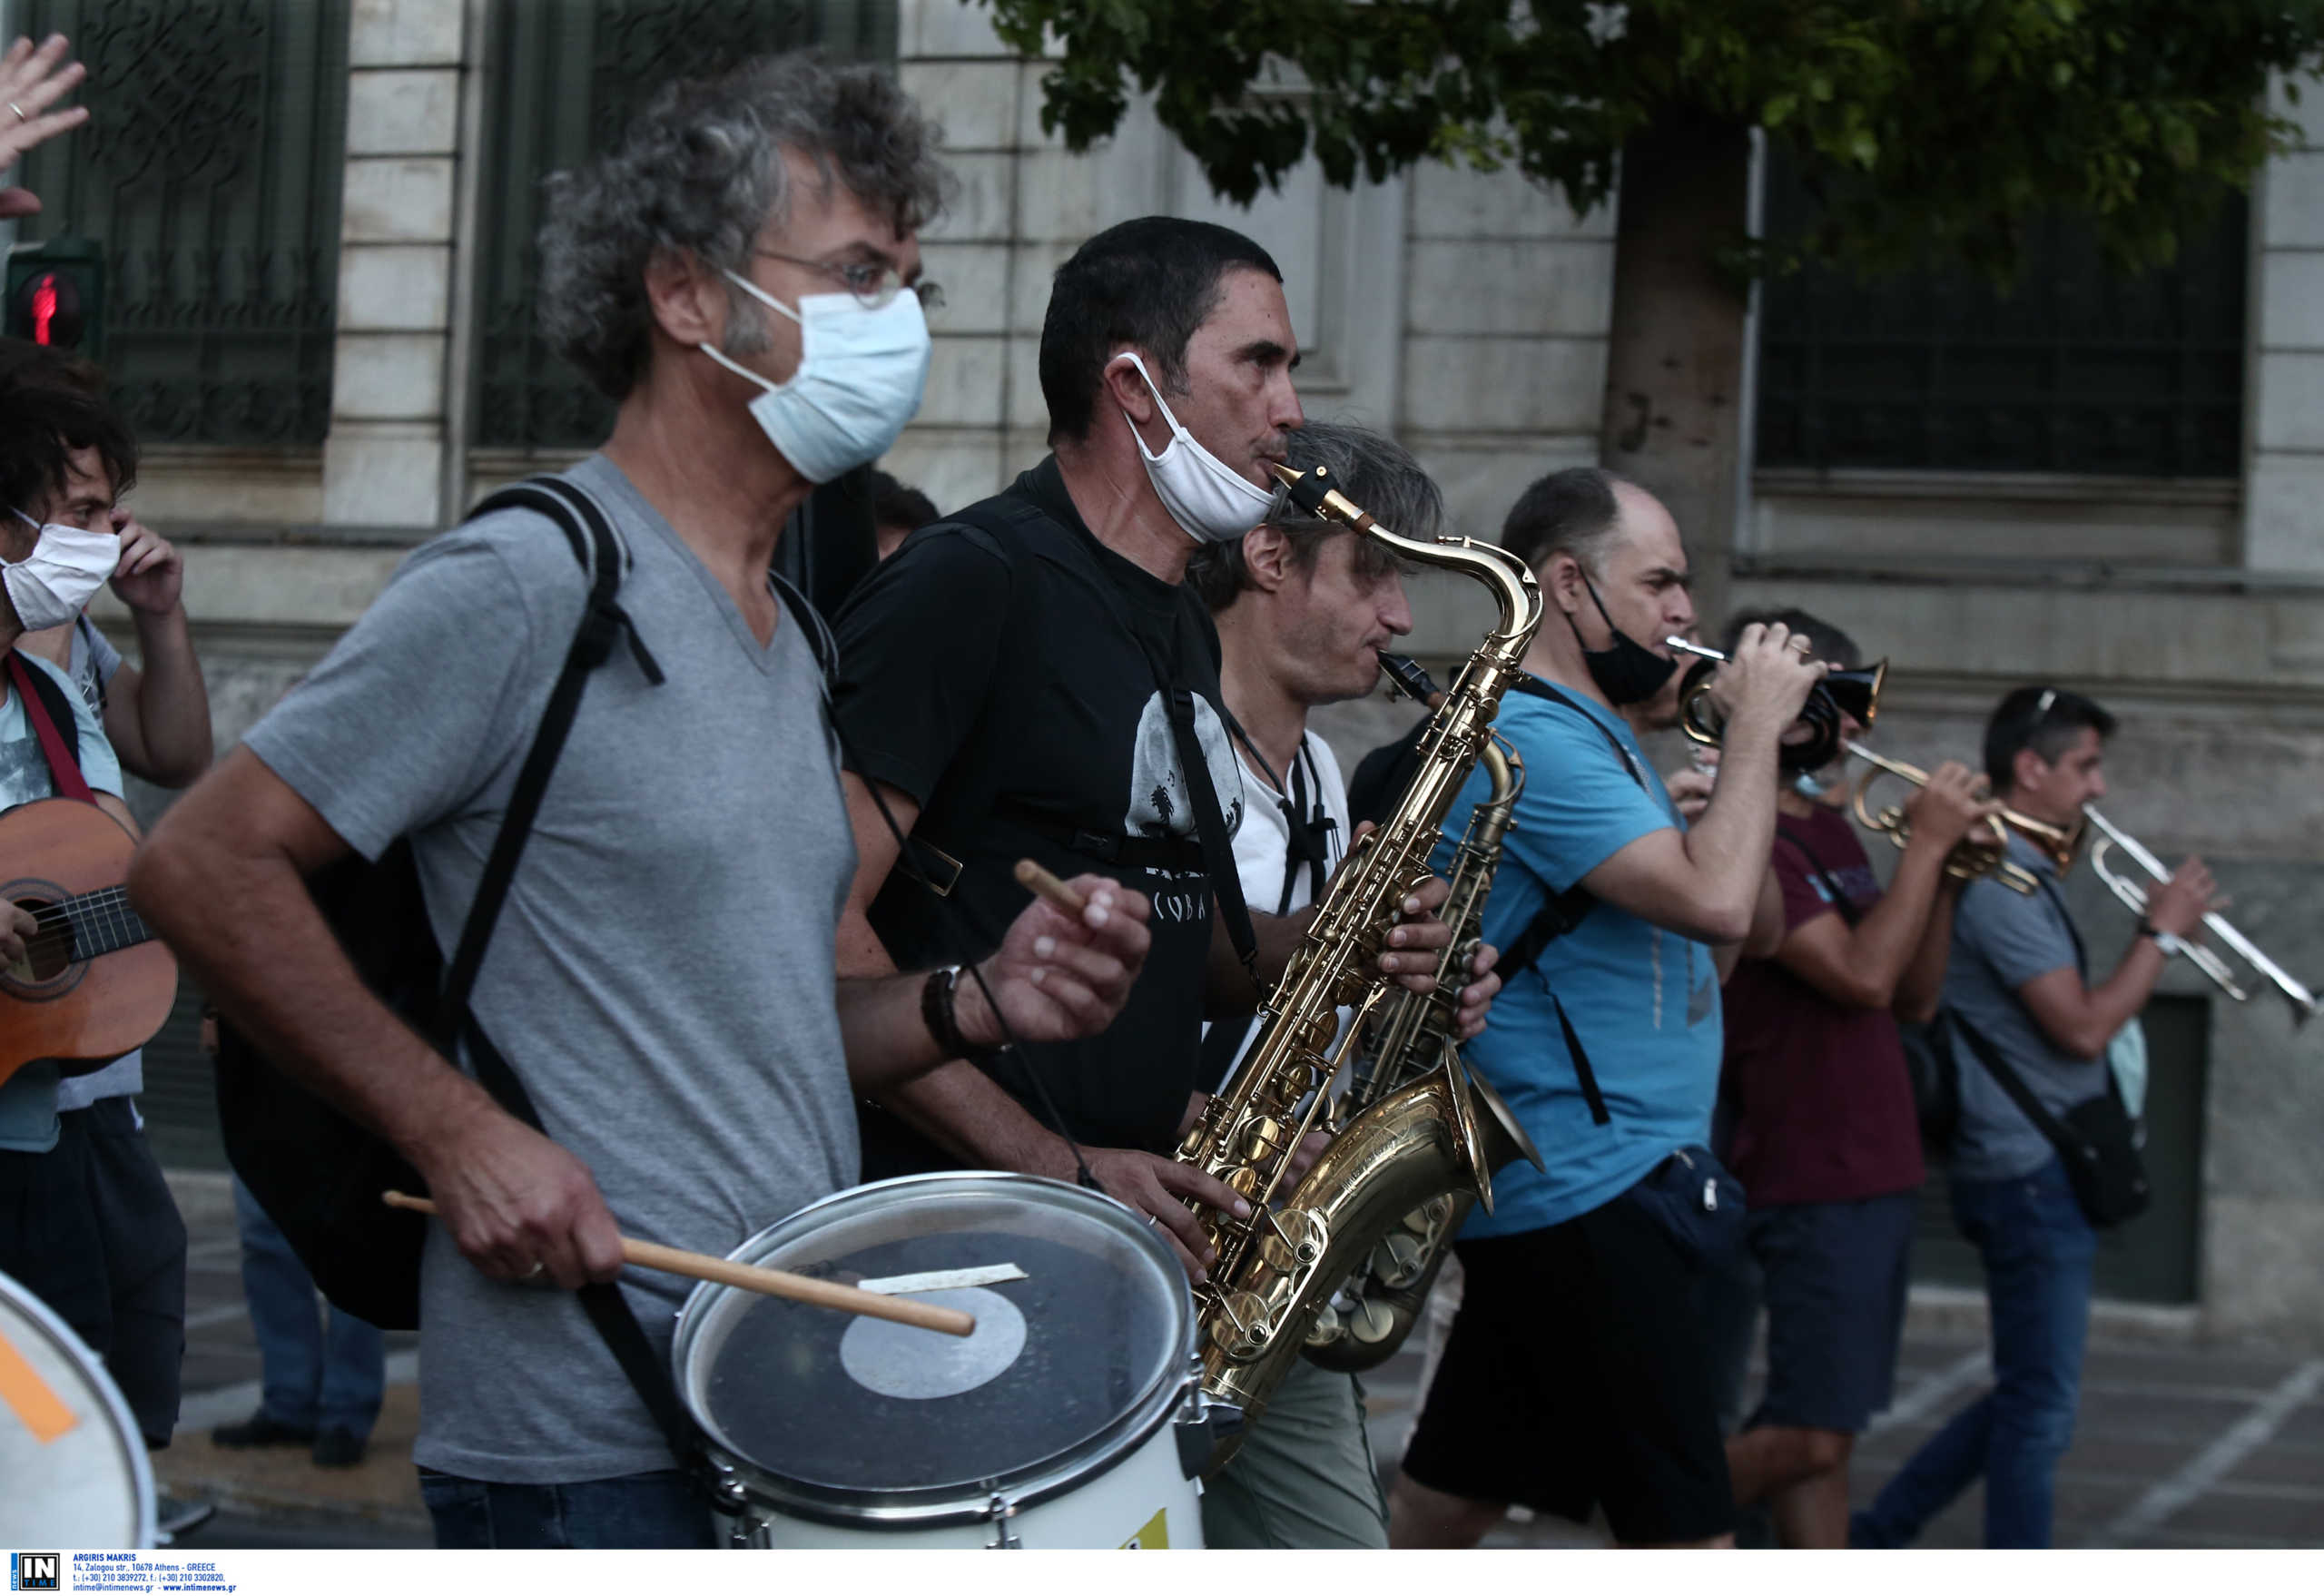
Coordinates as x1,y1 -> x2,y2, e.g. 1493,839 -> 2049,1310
8,266 -> 88,348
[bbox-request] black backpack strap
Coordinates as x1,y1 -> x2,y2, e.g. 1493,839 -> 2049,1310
1550,991 -> 1612,1127
437,477 -> 704,1480
1496,675 -> 1653,983
1168,681 -> 1263,1001
1774,821 -> 1862,930
1947,1008 -> 2084,1155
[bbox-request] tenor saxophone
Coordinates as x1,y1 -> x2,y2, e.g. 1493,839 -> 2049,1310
1304,734 -> 1535,1372
1177,462 -> 1543,1455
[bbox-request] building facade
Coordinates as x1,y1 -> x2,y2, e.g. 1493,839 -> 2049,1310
32,0 -> 2322,1343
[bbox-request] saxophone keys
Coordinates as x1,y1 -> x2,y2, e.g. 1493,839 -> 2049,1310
1239,1115 -> 1293,1163
1348,1297 -> 1400,1346
1209,1290 -> 1275,1361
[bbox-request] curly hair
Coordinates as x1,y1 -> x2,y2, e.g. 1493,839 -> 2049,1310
1187,421 -> 1438,613
537,51 -> 951,400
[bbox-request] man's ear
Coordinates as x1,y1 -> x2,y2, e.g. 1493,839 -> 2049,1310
1240,526 -> 1294,594
642,247 -> 727,350
2011,744 -> 2048,799
1545,551 -> 1588,616
1099,350 -> 1164,432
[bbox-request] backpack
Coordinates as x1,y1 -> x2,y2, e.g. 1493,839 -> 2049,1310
212,476 -> 834,1473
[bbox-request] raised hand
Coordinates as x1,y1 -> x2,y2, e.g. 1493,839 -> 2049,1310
107,517 -> 183,616
1902,758 -> 2002,853
0,35 -> 89,220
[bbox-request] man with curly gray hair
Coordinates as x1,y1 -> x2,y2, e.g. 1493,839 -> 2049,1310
132,54 -> 1161,1550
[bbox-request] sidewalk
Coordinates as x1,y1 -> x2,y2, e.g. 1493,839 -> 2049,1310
164,1168 -> 2324,1550
163,1173 -> 428,1546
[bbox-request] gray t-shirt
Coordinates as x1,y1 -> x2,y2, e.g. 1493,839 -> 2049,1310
1942,832 -> 2108,1181
242,454 -> 859,1483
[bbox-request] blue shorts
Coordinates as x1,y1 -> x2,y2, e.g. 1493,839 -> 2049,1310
1746,1190 -> 1918,1435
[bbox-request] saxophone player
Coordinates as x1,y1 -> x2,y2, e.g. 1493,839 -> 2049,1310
828,219 -> 1500,1535
1181,419 -> 1436,1549
1390,468 -> 1822,1551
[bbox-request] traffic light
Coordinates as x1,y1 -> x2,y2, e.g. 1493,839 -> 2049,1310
5,236 -> 103,357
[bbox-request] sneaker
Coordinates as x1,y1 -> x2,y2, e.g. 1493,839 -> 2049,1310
155,1493 -> 215,1545
212,1410 -> 314,1450
311,1428 -> 368,1469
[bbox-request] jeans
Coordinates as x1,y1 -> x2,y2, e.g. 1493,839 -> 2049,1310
1854,1158 -> 2096,1549
419,1468 -> 715,1549
231,1177 -> 386,1439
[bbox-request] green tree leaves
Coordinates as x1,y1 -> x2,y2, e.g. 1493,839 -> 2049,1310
983,0 -> 2324,278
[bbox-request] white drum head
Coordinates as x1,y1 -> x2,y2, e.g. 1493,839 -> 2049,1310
0,1269 -> 155,1548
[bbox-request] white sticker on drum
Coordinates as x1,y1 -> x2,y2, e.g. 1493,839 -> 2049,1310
838,1286 -> 1027,1401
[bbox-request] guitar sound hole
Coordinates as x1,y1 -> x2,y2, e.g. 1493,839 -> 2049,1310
8,896 -> 74,981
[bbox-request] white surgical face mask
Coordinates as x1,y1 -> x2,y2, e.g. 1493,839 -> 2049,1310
1112,351 -> 1275,546
699,270 -> 931,484
3,509 -> 116,631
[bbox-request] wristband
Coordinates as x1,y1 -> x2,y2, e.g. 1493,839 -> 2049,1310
2139,921 -> 2184,958
920,964 -> 997,1060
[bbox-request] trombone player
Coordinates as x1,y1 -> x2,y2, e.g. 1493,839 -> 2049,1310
1853,685 -> 2217,1550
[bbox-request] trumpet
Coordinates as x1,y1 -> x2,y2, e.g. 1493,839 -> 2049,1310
1665,636 -> 1887,773
1842,744 -> 2080,896
2081,806 -> 2320,1026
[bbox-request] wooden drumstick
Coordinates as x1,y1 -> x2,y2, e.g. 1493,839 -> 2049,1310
1014,857 -> 1088,915
381,1192 -> 974,1338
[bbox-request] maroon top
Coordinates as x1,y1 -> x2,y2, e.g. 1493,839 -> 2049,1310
1720,804 -> 1926,1206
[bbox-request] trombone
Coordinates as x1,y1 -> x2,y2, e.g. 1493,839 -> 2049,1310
2082,806 -> 2321,1026
1841,744 -> 2079,896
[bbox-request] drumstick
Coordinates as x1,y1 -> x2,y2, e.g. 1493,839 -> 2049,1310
380,1192 -> 974,1338
1014,857 -> 1088,915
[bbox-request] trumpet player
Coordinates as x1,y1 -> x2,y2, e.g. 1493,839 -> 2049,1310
1854,685 -> 2217,1550
1390,468 -> 1822,1551
1712,608 -> 2001,1549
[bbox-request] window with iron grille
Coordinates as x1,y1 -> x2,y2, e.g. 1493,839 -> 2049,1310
473,0 -> 899,452
8,0 -> 348,448
1756,152 -> 2246,479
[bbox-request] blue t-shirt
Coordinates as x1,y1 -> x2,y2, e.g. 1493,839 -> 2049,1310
1441,680 -> 1724,1236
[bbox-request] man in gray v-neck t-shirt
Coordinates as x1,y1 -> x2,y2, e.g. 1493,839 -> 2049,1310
129,54 -> 1158,1551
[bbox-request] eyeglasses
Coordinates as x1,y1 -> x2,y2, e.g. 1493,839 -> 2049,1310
753,250 -> 944,311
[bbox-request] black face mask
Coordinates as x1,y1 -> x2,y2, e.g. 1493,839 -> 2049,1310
1565,576 -> 1677,705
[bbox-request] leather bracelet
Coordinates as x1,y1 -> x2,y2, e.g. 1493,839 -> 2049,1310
920,963 -> 995,1060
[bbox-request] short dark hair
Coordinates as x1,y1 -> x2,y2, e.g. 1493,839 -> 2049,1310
1500,465 -> 1633,576
1186,421 -> 1436,613
867,468 -> 936,532
0,339 -> 137,518
1720,606 -> 1860,670
1984,685 -> 2116,792
1039,216 -> 1282,444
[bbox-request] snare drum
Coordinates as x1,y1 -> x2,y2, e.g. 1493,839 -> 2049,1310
673,1172 -> 1226,1549
0,1268 -> 156,1548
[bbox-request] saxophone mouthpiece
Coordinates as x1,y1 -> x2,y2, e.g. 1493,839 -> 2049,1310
1270,462 -> 1339,518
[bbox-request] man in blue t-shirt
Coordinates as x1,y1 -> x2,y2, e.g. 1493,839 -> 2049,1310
1392,467 -> 1822,1550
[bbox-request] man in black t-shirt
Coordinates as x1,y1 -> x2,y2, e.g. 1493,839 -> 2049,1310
832,217 -> 1501,1547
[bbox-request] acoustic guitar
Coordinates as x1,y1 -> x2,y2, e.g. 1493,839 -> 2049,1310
1,798 -> 177,1086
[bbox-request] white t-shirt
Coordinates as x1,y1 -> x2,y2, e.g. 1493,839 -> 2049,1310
1206,727 -> 1352,1090
51,620 -> 143,1111
0,646 -> 123,1151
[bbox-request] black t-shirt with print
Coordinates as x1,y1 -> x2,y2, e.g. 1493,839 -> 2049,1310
832,456 -> 1244,1170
